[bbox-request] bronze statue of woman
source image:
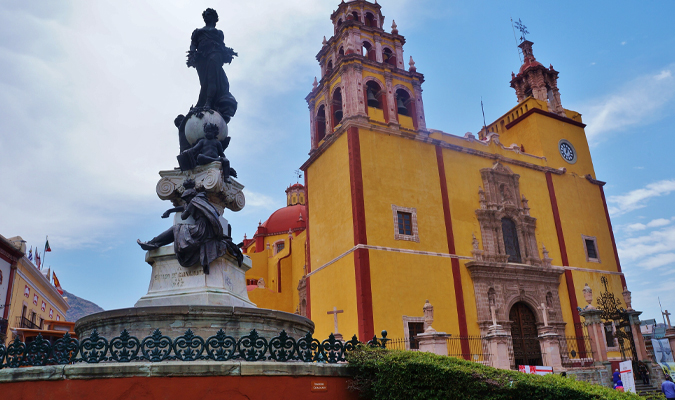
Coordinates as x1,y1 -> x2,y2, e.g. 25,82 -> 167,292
187,8 -> 238,122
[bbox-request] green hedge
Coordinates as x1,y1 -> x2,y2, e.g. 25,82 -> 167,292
346,348 -> 644,400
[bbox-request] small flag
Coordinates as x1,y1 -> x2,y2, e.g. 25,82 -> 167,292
45,237 -> 51,253
53,272 -> 64,295
28,247 -> 33,261
42,267 -> 51,282
36,252 -> 41,269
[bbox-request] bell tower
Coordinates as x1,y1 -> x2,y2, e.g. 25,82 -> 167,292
510,40 -> 565,117
306,0 -> 427,151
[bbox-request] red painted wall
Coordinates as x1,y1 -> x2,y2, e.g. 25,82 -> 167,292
0,375 -> 359,400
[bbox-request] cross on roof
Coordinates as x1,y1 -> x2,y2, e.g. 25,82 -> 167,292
514,18 -> 529,42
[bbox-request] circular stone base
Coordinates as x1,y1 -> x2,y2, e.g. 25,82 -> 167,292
74,306 -> 314,341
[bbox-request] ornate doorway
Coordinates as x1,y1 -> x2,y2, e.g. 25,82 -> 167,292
510,302 -> 543,366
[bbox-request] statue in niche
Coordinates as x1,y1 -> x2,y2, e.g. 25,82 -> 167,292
180,123 -> 237,182
187,8 -> 238,122
137,179 -> 243,273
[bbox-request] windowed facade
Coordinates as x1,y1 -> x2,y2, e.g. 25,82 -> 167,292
582,235 -> 600,262
402,316 -> 425,350
392,205 -> 419,242
501,218 -> 522,263
275,241 -> 285,254
407,322 -> 424,349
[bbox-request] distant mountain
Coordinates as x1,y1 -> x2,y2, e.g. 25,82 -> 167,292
62,290 -> 105,322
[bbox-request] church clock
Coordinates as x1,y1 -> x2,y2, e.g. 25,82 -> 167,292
558,139 -> 577,164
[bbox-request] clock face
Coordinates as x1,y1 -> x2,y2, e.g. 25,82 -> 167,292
558,139 -> 577,164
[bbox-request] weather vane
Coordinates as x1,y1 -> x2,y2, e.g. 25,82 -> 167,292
294,169 -> 303,182
514,18 -> 529,42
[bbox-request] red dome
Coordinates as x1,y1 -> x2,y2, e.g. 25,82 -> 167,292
518,58 -> 543,74
260,204 -> 307,235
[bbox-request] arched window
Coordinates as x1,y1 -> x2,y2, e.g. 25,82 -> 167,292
395,89 -> 412,117
365,12 -> 376,27
332,88 -> 343,127
362,42 -> 376,61
337,18 -> 343,27
365,81 -> 383,109
326,60 -> 333,76
352,11 -> 360,22
338,47 -> 344,56
383,48 -> 396,66
316,105 -> 326,143
501,218 -> 521,263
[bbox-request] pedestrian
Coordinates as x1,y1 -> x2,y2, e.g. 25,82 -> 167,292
663,375 -> 675,400
613,368 -> 621,384
614,379 -> 624,392
643,366 -> 650,385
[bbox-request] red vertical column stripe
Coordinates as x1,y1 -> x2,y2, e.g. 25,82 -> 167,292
598,186 -> 627,287
303,171 -> 312,319
545,172 -> 585,345
347,127 -> 374,340
434,146 -> 470,359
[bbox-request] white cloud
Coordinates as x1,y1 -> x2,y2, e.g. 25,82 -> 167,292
638,253 -> 675,270
0,0 -> 413,250
618,225 -> 675,265
583,64 -> 675,143
607,180 -> 675,216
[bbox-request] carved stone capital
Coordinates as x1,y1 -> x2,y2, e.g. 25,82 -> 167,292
157,162 -> 245,214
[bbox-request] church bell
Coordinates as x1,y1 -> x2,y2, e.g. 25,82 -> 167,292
366,88 -> 379,108
396,97 -> 408,116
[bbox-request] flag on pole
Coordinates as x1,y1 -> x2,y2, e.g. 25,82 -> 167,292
53,272 -> 64,295
36,252 -> 41,269
44,237 -> 51,253
28,246 -> 33,261
42,267 -> 51,282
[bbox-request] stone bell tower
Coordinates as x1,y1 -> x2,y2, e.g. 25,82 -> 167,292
306,0 -> 428,151
509,40 -> 565,117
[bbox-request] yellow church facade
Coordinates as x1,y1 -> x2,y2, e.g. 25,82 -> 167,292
246,0 -> 638,365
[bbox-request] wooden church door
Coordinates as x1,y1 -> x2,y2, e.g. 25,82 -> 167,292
509,302 -> 543,366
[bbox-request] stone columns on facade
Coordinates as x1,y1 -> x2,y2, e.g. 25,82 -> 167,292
415,300 -> 450,356
384,72 -> 398,125
411,81 -> 427,133
485,324 -> 511,370
579,283 -> 608,363
538,326 -> 563,369
626,310 -> 648,361
374,36 -> 383,63
579,307 -> 607,362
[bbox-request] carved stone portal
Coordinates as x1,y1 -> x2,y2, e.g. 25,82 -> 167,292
468,162 -> 565,337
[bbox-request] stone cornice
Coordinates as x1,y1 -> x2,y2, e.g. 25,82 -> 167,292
585,174 -> 606,186
301,118 -> 567,177
505,106 -> 586,129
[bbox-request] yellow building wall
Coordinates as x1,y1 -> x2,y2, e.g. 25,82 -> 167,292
306,131 -> 360,339
5,260 -> 67,344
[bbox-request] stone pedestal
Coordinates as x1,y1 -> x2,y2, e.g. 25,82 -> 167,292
538,326 -> 562,369
626,310 -> 648,361
579,307 -> 607,362
485,325 -> 511,370
75,305 -> 314,340
135,246 -> 254,308
416,331 -> 450,356
665,327 -> 675,357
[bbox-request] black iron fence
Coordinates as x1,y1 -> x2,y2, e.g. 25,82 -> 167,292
0,328 -> 390,369
383,337 -> 417,351
16,317 -> 39,329
447,336 -> 490,364
558,335 -> 594,367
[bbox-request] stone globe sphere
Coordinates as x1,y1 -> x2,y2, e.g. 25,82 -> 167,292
184,109 -> 228,145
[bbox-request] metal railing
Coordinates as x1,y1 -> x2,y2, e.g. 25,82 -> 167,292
0,328 -> 391,369
558,335 -> 594,367
383,337 -> 418,351
447,336 -> 490,364
15,317 -> 40,329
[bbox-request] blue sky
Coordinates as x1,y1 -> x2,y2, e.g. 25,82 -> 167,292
1,0 -> 674,323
